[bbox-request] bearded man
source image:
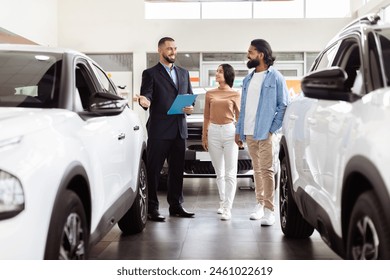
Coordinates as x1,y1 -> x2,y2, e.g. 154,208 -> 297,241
235,39 -> 289,226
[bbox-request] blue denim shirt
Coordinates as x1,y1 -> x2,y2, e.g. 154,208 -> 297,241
236,66 -> 289,141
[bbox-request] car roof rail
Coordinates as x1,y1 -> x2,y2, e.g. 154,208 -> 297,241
341,13 -> 380,31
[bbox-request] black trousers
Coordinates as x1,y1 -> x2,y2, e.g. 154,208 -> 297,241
146,136 -> 185,212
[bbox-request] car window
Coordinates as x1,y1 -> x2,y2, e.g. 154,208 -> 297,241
75,65 -> 96,110
0,52 -> 62,108
91,63 -> 117,95
312,42 -> 339,72
367,32 -> 384,91
193,94 -> 205,114
377,29 -> 390,86
334,39 -> 362,94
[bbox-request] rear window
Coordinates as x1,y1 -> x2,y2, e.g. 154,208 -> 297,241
0,51 -> 62,108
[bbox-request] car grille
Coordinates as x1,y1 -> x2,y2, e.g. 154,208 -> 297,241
237,159 -> 253,174
187,126 -> 202,140
184,159 -> 252,174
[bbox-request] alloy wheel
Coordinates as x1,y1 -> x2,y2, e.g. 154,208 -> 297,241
59,213 -> 86,260
350,216 -> 379,260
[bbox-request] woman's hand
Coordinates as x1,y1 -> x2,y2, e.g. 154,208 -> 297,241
235,134 -> 243,148
202,139 -> 208,151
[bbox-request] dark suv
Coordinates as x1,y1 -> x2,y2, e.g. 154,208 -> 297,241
184,91 -> 253,178
158,90 -> 254,190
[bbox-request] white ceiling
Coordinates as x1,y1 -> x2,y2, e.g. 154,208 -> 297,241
145,0 -> 292,2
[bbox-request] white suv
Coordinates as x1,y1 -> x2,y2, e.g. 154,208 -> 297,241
0,44 -> 148,259
279,14 -> 390,259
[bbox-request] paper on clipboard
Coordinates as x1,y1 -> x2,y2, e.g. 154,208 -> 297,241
167,94 -> 197,115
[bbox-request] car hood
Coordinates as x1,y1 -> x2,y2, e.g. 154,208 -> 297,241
0,108 -> 72,143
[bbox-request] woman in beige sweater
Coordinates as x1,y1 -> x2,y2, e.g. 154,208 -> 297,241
202,64 -> 241,220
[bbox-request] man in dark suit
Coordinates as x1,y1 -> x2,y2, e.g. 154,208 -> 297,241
138,37 -> 195,222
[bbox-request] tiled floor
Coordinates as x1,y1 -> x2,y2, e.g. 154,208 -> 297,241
89,177 -> 341,260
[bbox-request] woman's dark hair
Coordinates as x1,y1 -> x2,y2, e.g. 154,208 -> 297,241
220,63 -> 235,88
250,39 -> 275,66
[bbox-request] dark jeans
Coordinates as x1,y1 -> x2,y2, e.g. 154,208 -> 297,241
146,136 -> 185,212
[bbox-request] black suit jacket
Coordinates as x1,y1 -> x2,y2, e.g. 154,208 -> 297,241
140,63 -> 193,139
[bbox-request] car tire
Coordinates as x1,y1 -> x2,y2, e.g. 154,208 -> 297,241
346,191 -> 390,259
279,155 -> 314,238
118,159 -> 148,235
44,190 -> 89,260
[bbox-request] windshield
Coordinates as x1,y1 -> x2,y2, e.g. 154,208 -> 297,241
0,51 -> 62,108
193,93 -> 205,114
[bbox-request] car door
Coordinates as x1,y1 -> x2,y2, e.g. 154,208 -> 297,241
304,37 -> 362,217
74,60 -> 134,216
289,42 -> 339,192
90,62 -> 141,194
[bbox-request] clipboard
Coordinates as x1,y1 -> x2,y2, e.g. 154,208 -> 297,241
167,94 -> 197,115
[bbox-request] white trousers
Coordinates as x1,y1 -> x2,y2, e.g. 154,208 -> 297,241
207,123 -> 238,209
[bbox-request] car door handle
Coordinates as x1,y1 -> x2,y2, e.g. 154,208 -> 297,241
289,114 -> 298,120
118,133 -> 126,140
133,125 -> 139,131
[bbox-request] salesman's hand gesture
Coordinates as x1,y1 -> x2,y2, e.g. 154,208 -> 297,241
137,95 -> 151,108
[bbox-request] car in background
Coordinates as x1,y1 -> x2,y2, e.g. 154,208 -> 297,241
0,44 -> 148,259
278,14 -> 390,259
184,89 -> 253,180
159,88 -> 284,190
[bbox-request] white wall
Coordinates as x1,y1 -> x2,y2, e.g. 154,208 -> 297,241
351,0 -> 390,16
56,0 -> 350,52
0,0 -> 58,46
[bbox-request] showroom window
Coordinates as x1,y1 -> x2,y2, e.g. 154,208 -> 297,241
147,51 -> 315,97
147,52 -> 201,86
147,52 -> 199,71
145,0 -> 351,19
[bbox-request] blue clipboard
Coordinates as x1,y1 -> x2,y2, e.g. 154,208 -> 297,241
167,94 -> 197,115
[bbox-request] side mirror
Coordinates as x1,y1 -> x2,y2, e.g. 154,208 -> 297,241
301,67 -> 359,102
89,91 -> 128,116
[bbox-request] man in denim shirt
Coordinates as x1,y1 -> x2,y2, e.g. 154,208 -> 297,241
235,39 -> 289,226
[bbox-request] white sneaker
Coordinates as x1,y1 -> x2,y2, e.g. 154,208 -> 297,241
221,208 -> 231,220
217,202 -> 224,214
260,208 -> 275,226
250,203 -> 264,220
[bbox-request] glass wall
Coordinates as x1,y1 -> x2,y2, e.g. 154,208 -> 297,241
145,0 -> 351,19
147,51 -> 318,97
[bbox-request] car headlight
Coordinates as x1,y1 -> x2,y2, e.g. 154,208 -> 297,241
0,169 -> 25,220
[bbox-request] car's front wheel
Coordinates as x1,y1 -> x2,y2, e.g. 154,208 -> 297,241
44,190 -> 89,260
279,154 -> 314,238
118,159 -> 148,234
346,191 -> 390,259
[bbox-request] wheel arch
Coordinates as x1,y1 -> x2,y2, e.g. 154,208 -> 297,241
48,162 -> 92,233
278,136 -> 288,162
141,141 -> 147,166
342,156 -> 390,249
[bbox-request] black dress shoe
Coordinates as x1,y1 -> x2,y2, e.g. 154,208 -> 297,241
169,207 -> 195,218
147,211 -> 165,222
